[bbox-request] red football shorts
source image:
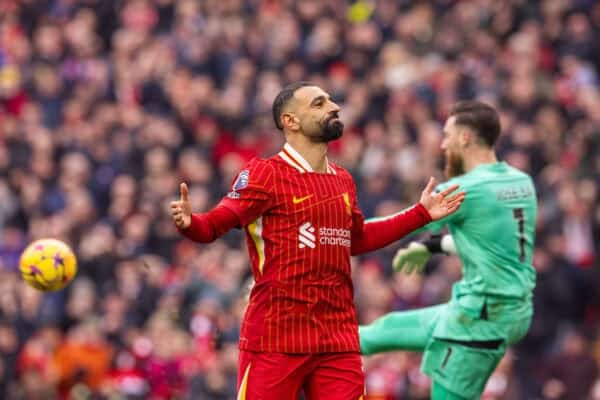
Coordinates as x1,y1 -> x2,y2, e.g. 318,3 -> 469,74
236,350 -> 365,400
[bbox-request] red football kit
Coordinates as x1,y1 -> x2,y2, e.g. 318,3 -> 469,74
178,143 -> 432,399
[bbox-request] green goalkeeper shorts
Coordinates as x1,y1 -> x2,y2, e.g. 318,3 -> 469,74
422,295 -> 532,399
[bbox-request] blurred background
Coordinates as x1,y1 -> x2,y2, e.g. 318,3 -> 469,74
0,0 -> 599,399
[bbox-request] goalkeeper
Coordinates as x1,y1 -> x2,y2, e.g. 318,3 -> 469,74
360,101 -> 537,400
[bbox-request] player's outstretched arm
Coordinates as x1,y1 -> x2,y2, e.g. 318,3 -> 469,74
350,178 -> 464,255
393,234 -> 456,274
170,183 -> 240,243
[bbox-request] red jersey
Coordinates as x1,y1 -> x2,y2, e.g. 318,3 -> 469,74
179,143 -> 432,354
216,143 -> 429,353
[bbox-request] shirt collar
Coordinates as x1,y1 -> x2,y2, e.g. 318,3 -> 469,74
278,143 -> 336,174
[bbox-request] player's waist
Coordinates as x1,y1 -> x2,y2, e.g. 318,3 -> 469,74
453,292 -> 532,322
453,282 -> 533,303
244,295 -> 358,326
240,317 -> 359,353
239,340 -> 360,354
245,308 -> 358,326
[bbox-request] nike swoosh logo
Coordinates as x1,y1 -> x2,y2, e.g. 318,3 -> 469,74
292,195 -> 313,204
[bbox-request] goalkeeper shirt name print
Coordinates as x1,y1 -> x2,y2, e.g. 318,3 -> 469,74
218,143 -> 364,353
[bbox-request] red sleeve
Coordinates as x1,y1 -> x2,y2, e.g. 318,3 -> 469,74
178,205 -> 241,243
350,200 -> 432,256
217,158 -> 273,226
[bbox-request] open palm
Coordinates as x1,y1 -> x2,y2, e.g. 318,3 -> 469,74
419,177 -> 466,221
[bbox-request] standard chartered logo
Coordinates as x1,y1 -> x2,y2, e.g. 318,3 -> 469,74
298,222 -> 316,249
319,227 -> 351,247
298,223 -> 351,249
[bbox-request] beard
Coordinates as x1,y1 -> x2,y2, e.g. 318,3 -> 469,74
444,150 -> 465,178
311,116 -> 344,143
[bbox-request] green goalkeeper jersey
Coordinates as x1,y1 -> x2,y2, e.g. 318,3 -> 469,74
424,161 -> 537,300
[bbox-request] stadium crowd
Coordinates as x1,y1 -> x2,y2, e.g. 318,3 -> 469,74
1,0 -> 600,398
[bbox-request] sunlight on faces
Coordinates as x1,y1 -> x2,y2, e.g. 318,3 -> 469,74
282,85 -> 344,142
441,115 -> 467,178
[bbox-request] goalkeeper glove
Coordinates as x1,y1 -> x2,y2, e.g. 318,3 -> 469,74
392,242 -> 431,274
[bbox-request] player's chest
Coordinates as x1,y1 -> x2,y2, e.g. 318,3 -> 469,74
270,175 -> 353,223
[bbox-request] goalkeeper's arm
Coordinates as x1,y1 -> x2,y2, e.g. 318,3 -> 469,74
392,234 -> 456,274
422,234 -> 456,255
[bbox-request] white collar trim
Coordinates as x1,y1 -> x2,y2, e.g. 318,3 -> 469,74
279,143 -> 336,174
283,143 -> 314,172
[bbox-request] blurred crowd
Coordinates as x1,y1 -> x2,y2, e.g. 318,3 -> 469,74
0,0 -> 599,399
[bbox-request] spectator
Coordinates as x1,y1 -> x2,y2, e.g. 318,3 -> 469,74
0,0 -> 599,398
542,329 -> 598,400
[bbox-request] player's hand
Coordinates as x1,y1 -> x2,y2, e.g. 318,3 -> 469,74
170,183 -> 192,229
419,177 -> 465,221
392,242 -> 431,274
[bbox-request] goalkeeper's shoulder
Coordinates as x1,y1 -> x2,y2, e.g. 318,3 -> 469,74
435,175 -> 473,193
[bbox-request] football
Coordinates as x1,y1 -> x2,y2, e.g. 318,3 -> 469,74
19,238 -> 77,291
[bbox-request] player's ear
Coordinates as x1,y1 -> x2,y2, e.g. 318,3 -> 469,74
459,128 -> 472,147
281,112 -> 300,131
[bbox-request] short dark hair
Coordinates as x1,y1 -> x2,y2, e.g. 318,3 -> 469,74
272,81 -> 313,130
449,101 -> 501,147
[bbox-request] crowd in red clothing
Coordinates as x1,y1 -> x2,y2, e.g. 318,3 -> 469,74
1,0 -> 600,399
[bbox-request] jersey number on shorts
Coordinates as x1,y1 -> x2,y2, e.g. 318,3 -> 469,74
512,208 -> 526,262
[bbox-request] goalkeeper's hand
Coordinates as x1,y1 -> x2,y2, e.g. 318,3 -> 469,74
392,242 -> 431,274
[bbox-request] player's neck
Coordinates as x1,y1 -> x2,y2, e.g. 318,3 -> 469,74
464,148 -> 497,173
285,137 -> 329,173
